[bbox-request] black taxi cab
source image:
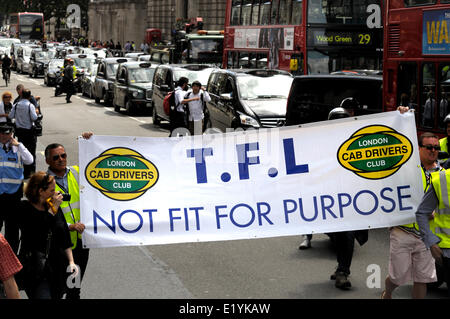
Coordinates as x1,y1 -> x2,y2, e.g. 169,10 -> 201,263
112,61 -> 157,114
93,57 -> 132,106
29,48 -> 56,78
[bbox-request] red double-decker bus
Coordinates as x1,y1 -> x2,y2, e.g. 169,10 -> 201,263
383,1 -> 450,135
9,12 -> 44,40
223,0 -> 384,75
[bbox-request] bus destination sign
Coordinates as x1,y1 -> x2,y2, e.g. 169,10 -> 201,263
309,30 -> 373,47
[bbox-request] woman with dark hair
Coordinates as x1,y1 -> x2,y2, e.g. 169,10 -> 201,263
16,171 -> 78,299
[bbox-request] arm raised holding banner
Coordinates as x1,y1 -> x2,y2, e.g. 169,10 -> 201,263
382,131 -> 442,299
43,131 -> 93,300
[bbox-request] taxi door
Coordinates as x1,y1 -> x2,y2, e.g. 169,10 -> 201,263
114,66 -> 128,108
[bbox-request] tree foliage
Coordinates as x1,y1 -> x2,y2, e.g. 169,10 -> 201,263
0,0 -> 89,21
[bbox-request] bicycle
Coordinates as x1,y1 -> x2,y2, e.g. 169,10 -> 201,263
2,68 -> 10,87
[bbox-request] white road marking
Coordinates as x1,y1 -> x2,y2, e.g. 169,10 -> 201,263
129,116 -> 147,124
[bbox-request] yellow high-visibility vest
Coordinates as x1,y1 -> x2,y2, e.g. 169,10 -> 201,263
55,166 -> 81,249
430,169 -> 450,248
440,137 -> 449,162
401,166 -> 429,229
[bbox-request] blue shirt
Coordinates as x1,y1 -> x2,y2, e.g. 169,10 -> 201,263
416,185 -> 450,258
47,167 -> 70,192
9,99 -> 37,129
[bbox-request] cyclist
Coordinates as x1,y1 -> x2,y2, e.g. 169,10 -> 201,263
1,54 -> 12,86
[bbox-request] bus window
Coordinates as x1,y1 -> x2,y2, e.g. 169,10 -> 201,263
231,0 -> 242,25
309,0 -> 379,25
260,1 -> 271,24
271,0 -> 280,24
439,64 -> 450,128
421,63 -> 436,128
307,51 -> 329,74
397,63 -> 418,109
252,0 -> 261,24
238,52 -> 250,68
279,0 -> 289,24
404,0 -> 436,7
227,51 -> 235,68
242,0 -> 253,25
257,55 -> 268,68
291,0 -> 302,25
307,0 -> 327,23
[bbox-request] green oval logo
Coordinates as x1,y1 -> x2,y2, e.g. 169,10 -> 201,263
85,147 -> 159,201
337,125 -> 413,180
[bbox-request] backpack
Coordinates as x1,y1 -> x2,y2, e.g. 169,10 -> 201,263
163,90 -> 177,116
184,92 -> 205,110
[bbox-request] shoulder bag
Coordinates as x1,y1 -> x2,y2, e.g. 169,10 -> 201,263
15,230 -> 52,290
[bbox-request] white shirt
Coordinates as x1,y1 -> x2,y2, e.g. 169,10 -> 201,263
185,90 -> 211,121
175,87 -> 187,112
1,142 -> 34,165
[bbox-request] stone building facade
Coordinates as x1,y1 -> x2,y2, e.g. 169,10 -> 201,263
88,0 -> 148,46
88,0 -> 226,45
147,0 -> 227,39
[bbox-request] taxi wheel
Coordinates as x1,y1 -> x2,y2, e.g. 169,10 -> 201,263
152,105 -> 160,126
125,100 -> 135,115
103,91 -> 110,106
113,100 -> 121,112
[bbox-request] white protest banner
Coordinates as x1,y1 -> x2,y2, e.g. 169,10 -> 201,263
79,111 -> 422,248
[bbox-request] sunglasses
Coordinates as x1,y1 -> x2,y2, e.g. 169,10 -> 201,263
3,96 -> 12,99
421,145 -> 441,151
52,153 -> 67,161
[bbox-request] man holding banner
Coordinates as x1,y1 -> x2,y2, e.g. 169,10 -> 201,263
382,132 -> 441,299
45,132 -> 93,299
416,158 -> 450,297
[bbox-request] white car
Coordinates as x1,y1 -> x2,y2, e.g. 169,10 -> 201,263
16,45 -> 40,74
0,37 -> 20,57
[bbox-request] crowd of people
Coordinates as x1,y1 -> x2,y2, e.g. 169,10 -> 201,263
46,37 -> 152,54
1,79 -> 450,299
0,85 -> 91,299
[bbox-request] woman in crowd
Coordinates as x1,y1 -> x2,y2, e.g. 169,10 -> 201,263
0,91 -> 13,123
17,171 -> 78,299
